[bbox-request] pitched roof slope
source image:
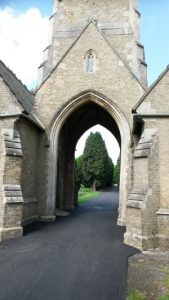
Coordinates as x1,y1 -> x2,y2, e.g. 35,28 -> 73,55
0,60 -> 44,130
132,65 -> 169,113
0,60 -> 34,113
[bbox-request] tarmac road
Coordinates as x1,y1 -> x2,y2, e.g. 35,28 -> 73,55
0,188 -> 138,300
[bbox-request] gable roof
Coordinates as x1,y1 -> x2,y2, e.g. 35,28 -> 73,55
0,60 -> 44,130
0,59 -> 34,114
132,65 -> 169,113
36,20 -> 146,92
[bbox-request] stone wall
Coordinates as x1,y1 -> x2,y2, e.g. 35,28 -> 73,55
133,68 -> 169,249
39,0 -> 147,86
18,119 -> 40,226
3,0 -> 169,250
0,119 -> 23,241
36,23 -> 144,128
0,77 -> 42,239
35,19 -> 145,231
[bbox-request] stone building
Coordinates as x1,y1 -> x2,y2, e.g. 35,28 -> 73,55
0,0 -> 168,250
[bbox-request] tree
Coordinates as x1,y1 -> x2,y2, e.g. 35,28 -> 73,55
105,157 -> 114,187
113,156 -> 120,185
75,155 -> 84,191
82,132 -> 113,190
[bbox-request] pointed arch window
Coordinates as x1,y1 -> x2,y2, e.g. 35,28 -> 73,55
85,50 -> 97,74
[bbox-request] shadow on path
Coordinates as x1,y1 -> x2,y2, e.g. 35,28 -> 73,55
0,187 -> 138,300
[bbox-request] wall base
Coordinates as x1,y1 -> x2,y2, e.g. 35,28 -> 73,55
157,209 -> 169,249
124,232 -> 159,250
22,215 -> 39,226
157,235 -> 169,249
0,226 -> 23,241
40,215 -> 56,222
117,217 -> 126,227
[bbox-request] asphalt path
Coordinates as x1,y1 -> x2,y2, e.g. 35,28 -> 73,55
0,188 -> 138,300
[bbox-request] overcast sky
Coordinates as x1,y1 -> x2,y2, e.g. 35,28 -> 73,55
0,1 -> 169,163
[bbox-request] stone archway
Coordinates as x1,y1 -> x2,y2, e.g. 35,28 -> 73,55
47,91 -> 131,226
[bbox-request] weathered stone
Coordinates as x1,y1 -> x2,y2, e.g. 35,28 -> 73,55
0,0 -> 168,250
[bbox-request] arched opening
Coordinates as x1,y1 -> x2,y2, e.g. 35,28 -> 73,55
75,125 -> 120,205
57,102 -> 121,210
47,91 -> 131,226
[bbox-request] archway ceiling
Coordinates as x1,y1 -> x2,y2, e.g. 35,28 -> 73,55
61,102 -> 121,151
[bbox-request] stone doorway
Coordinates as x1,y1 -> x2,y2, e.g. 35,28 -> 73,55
47,91 -> 131,226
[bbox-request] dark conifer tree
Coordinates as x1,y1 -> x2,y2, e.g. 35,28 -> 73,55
82,132 -> 113,190
75,155 -> 84,191
113,156 -> 120,185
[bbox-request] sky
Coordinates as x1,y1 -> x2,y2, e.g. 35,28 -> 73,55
0,1 -> 169,164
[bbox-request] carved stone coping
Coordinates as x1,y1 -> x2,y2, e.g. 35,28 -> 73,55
134,130 -> 156,158
3,184 -> 23,204
156,209 -> 169,216
23,198 -> 38,205
127,189 -> 148,209
3,129 -> 22,157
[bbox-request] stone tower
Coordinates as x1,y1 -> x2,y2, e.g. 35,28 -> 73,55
35,0 -> 147,249
38,0 -> 147,86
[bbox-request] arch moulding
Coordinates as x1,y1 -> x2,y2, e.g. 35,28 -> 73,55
46,90 -> 131,226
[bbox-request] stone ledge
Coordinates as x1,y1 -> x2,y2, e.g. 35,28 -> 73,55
23,198 -> 38,205
5,197 -> 23,204
134,129 -> 156,158
127,189 -> 148,208
156,208 -> 169,216
4,184 -> 21,191
117,218 -> 126,227
3,184 -> 23,203
127,200 -> 142,209
39,216 -> 56,222
3,129 -> 22,157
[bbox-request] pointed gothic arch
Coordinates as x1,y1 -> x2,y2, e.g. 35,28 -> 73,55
46,91 -> 131,227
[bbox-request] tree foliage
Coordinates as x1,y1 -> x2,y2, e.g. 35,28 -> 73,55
113,156 -> 120,185
81,132 -> 114,190
75,155 -> 84,190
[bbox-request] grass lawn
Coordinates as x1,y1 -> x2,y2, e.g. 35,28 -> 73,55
127,290 -> 169,300
78,187 -> 101,204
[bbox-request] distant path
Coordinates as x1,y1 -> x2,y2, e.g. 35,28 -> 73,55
0,187 -> 138,300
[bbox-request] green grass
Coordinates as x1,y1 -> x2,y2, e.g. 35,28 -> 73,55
127,290 -> 169,300
78,187 -> 101,204
160,267 -> 169,291
127,290 -> 145,300
158,296 -> 169,300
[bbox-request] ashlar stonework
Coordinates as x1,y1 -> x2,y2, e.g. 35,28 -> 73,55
0,0 -> 169,250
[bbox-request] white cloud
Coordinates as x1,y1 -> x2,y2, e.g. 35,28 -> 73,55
75,125 -> 120,165
0,6 -> 49,88
0,8 -> 119,163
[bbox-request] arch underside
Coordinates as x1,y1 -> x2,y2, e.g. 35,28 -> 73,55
47,91 -> 131,226
57,101 -> 121,210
